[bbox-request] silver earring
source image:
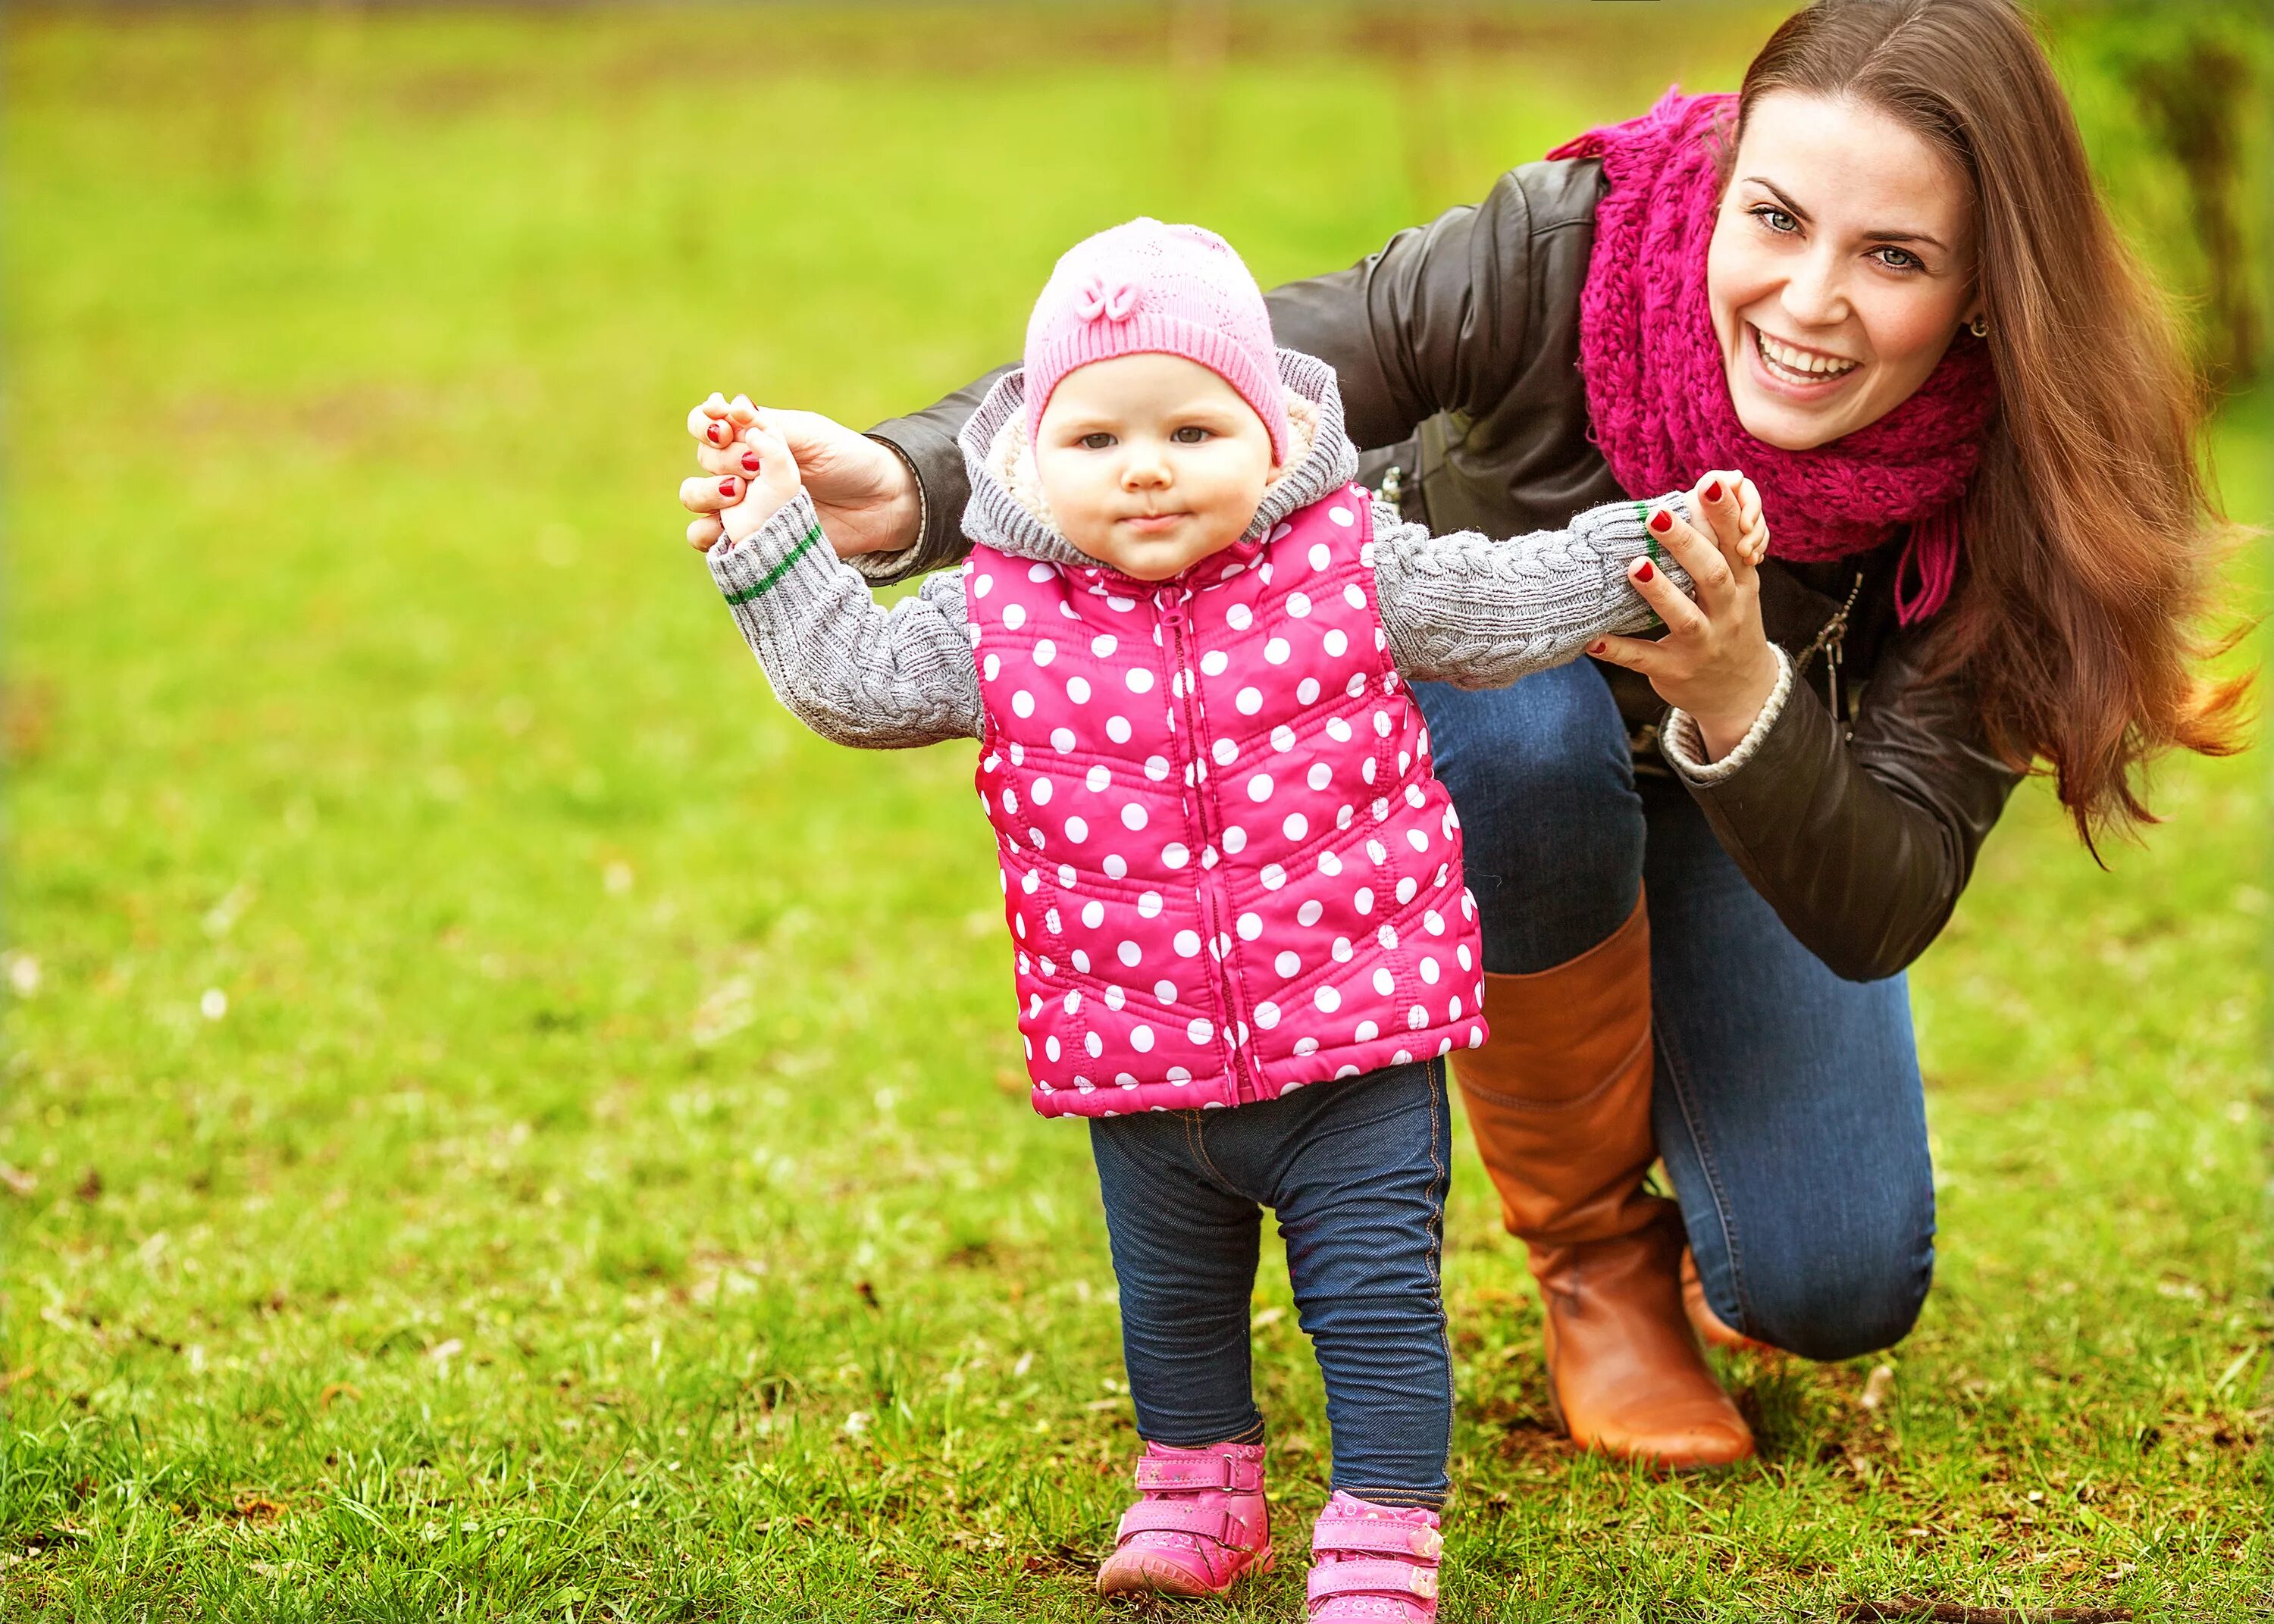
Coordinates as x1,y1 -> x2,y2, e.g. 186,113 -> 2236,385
1968,313 -> 1989,339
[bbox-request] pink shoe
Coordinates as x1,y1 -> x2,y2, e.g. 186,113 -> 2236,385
1306,1491 -> 1443,1620
1094,1439 -> 1273,1597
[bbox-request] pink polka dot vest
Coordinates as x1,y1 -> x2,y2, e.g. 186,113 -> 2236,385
964,483 -> 1489,1119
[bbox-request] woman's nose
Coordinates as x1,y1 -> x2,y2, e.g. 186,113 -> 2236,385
1780,249 -> 1850,329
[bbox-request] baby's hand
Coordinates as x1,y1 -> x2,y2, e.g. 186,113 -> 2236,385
679,394 -> 800,549
1687,469 -> 1769,569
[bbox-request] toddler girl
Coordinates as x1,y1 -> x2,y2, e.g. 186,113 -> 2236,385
680,218 -> 1761,1617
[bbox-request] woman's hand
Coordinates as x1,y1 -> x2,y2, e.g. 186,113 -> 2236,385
1590,471 -> 1783,762
680,416 -> 803,547
681,394 -> 921,559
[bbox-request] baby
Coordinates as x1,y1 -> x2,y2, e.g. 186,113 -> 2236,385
681,218 -> 1762,1617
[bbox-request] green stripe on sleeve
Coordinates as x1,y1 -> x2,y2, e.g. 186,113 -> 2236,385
722,522 -> 825,605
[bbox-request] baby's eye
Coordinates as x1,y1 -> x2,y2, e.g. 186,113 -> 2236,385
1749,204 -> 1798,235
1171,427 -> 1213,445
1079,433 -> 1117,450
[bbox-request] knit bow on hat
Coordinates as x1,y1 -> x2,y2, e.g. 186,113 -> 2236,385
1076,276 -> 1142,324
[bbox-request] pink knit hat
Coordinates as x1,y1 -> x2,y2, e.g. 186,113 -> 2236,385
1023,217 -> 1291,462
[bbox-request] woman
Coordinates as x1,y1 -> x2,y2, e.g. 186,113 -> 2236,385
682,0 -> 2244,1467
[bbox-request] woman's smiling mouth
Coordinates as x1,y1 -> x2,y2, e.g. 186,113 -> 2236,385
1750,323 -> 1862,390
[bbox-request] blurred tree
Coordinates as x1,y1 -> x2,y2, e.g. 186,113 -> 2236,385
2051,1 -> 2269,388
2128,33 -> 2260,386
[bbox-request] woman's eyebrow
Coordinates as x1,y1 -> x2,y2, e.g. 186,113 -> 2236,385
1740,177 -> 1812,224
1743,176 -> 1947,252
1861,226 -> 1949,251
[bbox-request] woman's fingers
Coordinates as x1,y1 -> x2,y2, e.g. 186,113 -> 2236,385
689,405 -> 735,447
1645,505 -> 1734,609
696,439 -> 766,477
738,422 -> 798,483
686,515 -> 724,552
680,473 -> 745,513
1692,471 -> 1757,566
1587,631 -> 1675,677
1629,551 -> 1709,638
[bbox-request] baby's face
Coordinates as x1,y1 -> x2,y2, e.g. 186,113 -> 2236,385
1032,354 -> 1276,581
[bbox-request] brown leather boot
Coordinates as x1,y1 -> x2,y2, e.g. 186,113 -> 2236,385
1681,1247 -> 1781,1358
1456,896 -> 1754,1469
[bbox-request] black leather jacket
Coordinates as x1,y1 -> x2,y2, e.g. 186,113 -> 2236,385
865,158 -> 2022,982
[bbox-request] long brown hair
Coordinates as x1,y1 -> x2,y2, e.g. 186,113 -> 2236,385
1738,0 -> 2250,845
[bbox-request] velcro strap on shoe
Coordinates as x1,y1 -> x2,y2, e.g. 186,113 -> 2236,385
1134,1454 -> 1262,1493
1117,1500 -> 1235,1545
1308,1560 -> 1441,1602
1311,1518 -> 1444,1560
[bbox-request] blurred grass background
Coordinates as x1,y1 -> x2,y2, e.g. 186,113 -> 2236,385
2,3 -> 2267,1619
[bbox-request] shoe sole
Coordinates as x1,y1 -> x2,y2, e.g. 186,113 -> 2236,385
1095,1544 -> 1274,1597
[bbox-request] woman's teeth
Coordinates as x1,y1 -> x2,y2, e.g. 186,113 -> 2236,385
1756,327 -> 1859,383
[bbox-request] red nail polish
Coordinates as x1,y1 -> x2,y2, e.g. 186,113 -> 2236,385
707,423 -> 728,444
1703,480 -> 1723,502
719,479 -> 738,497
1635,559 -> 1656,583
1649,510 -> 1672,534
1588,641 -> 1607,656
741,453 -> 762,472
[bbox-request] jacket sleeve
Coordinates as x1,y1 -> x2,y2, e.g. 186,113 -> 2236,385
708,491 -> 983,749
1659,630 -> 2024,982
1372,492 -> 1695,689
1263,166 -> 1539,453
862,165 -> 1549,585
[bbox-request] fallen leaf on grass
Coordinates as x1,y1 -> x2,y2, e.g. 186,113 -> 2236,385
230,1494 -> 287,1523
319,1382 -> 362,1409
1859,1363 -> 1896,1411
0,1365 -> 36,1393
74,1167 -> 102,1203
0,1164 -> 36,1197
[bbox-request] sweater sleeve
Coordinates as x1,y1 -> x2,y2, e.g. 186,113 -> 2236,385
708,490 -> 982,748
1371,492 -> 1697,689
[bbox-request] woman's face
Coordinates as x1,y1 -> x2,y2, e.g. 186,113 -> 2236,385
1708,89 -> 1982,450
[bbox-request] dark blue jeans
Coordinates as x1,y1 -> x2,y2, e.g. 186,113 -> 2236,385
1089,1062 -> 1452,1508
1416,659 -> 1937,1361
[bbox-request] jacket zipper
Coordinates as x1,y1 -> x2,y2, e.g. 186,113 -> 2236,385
1793,569 -> 1866,724
1158,591 -> 1255,1104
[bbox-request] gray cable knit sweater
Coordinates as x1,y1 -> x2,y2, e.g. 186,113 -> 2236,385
710,352 -> 1691,749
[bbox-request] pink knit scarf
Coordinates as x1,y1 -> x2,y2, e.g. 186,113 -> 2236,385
1550,90 -> 1997,623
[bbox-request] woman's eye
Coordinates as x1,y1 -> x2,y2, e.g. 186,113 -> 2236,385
1871,246 -> 1922,272
1171,427 -> 1212,445
1750,205 -> 1798,234
1079,433 -> 1117,450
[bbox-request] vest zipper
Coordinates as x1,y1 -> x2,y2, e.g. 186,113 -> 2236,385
1158,592 -> 1255,1106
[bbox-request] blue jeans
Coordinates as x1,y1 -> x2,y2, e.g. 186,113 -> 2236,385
1417,661 -> 1936,1360
1088,1062 -> 1452,1508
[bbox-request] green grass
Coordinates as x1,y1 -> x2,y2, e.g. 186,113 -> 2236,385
2,6 -> 2267,1619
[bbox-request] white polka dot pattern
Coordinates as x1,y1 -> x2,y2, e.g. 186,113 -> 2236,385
963,485 -> 1486,1118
